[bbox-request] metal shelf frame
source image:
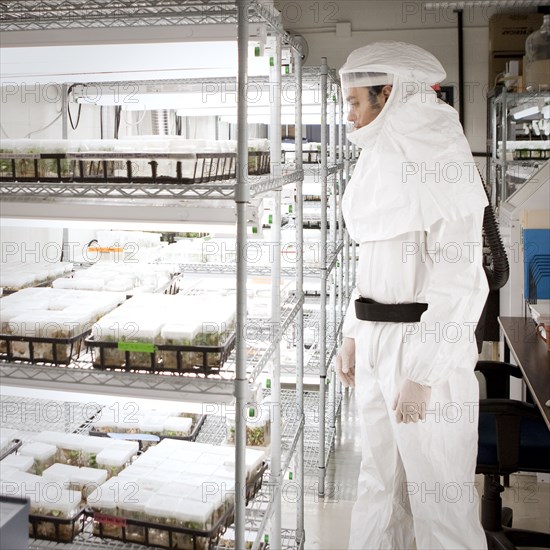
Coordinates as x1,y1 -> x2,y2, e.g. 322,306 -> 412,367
315,57 -> 350,498
11,388 -> 302,550
0,3 -> 306,550
0,170 -> 304,202
487,89 -> 550,205
0,0 -> 303,55
198,389 -> 305,550
0,292 -> 303,403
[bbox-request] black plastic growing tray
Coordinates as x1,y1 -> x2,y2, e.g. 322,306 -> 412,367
86,332 -> 236,376
247,151 -> 270,175
0,150 -> 271,183
0,331 -> 90,366
89,462 -> 268,550
302,150 -> 321,164
29,507 -> 88,544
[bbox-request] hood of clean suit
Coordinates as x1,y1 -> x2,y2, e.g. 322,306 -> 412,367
340,41 -> 488,243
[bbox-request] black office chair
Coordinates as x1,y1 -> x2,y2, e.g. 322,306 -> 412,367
476,360 -> 550,550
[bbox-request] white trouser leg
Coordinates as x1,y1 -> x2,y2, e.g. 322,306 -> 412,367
350,323 -> 487,550
373,324 -> 488,550
391,369 -> 488,550
348,326 -> 415,550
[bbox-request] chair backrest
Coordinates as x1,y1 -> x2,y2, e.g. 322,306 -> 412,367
477,398 -> 550,476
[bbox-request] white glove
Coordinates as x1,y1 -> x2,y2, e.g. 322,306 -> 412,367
392,379 -> 432,424
336,337 -> 356,388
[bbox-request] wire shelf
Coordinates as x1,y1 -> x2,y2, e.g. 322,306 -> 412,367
195,414 -> 228,446
0,293 -> 304,403
0,395 -> 102,435
29,518 -> 163,550
0,0 -> 292,37
0,171 -> 303,202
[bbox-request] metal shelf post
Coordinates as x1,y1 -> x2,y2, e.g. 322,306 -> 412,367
318,57 -> 328,497
268,30 -> 283,550
293,43 -> 305,547
328,85 -> 337,432
235,1 -> 250,547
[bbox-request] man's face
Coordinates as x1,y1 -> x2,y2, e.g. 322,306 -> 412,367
346,86 -> 387,130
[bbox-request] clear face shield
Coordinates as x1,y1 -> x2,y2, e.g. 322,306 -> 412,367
340,72 -> 394,132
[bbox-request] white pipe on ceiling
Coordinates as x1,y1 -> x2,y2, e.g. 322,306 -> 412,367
424,1 -> 549,8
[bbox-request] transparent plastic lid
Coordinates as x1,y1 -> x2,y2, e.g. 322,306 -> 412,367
0,465 -> 19,481
42,463 -> 79,481
180,462 -> 219,478
96,448 -> 133,467
144,494 -> 181,520
79,437 -> 113,454
118,488 -> 153,513
156,481 -> 201,499
1,454 -> 34,472
38,489 -> 81,517
163,417 -> 192,433
224,448 -> 265,473
138,416 -> 167,433
160,323 -> 200,342
32,431 -> 67,447
174,498 -> 216,523
74,467 -> 108,485
87,478 -> 120,508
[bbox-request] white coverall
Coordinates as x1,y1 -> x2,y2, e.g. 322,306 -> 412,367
340,42 -> 490,550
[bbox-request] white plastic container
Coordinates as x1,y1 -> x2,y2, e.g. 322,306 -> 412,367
74,467 -> 109,498
118,487 -> 153,544
180,462 -> 219,478
226,406 -> 270,447
0,465 -> 19,481
156,481 -> 202,499
224,448 -> 265,480
95,449 -> 131,478
42,463 -> 79,491
160,323 -> 200,370
144,494 -> 181,548
1,454 -> 34,473
174,498 -> 217,531
162,417 -> 192,437
34,488 -> 83,543
87,478 -> 123,540
32,430 -> 67,449
138,415 -> 167,435
79,437 -> 114,468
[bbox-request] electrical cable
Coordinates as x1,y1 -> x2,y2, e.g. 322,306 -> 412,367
1,108 -> 62,139
25,112 -> 63,138
114,106 -> 122,139
1,123 -> 11,139
123,108 -> 147,126
66,84 -> 83,131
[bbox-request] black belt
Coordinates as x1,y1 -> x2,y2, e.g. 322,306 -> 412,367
355,297 -> 428,323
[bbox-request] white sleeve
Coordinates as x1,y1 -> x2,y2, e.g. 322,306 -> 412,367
404,213 -> 489,387
342,287 -> 360,339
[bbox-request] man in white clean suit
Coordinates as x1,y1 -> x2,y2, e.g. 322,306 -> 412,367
336,41 -> 489,550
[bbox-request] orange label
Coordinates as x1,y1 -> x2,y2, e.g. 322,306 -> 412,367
88,247 -> 124,253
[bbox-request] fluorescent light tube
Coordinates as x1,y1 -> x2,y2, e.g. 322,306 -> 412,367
511,105 -> 541,120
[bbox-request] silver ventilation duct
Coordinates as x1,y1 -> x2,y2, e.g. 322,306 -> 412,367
151,109 -> 170,135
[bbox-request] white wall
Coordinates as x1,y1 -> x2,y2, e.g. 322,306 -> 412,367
0,226 -> 64,264
275,0 -> 540,162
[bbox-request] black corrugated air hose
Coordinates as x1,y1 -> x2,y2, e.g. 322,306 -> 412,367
479,172 -> 509,291
474,172 -> 510,352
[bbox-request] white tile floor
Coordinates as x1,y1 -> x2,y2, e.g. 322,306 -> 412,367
282,388 -> 550,550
